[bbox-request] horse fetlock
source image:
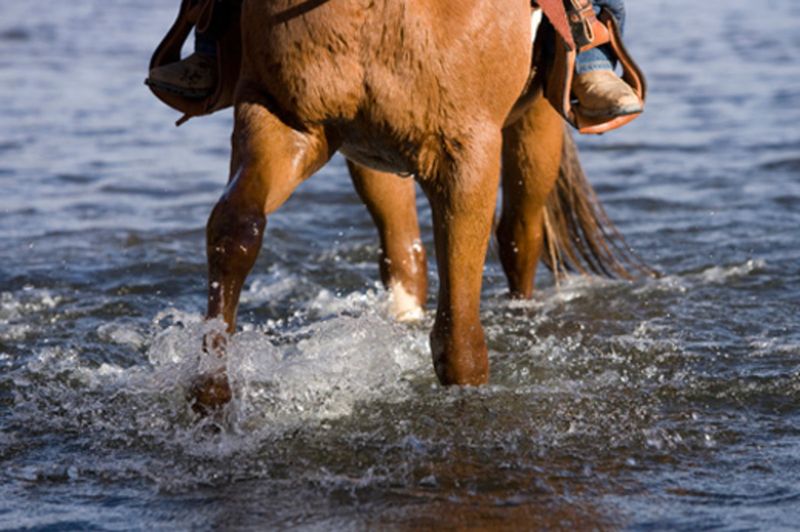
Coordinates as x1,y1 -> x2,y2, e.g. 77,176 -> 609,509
388,280 -> 424,323
430,325 -> 489,386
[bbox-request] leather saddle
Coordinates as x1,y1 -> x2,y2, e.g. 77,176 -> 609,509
148,0 -> 645,134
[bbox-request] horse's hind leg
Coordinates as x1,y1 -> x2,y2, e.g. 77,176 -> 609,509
195,98 -> 336,413
496,94 -> 564,299
347,161 -> 427,321
419,131 -> 503,386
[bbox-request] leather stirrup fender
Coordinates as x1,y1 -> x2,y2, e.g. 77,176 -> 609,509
544,7 -> 647,135
533,0 -> 575,51
147,0 -> 242,126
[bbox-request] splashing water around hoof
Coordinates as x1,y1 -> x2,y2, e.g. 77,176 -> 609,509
188,369 -> 232,416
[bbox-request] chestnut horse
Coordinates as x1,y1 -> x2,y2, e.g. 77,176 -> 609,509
193,0 -> 645,412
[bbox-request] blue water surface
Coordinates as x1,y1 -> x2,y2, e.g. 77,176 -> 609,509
1,0 -> 799,529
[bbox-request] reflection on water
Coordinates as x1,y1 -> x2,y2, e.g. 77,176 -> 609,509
1,0 -> 800,529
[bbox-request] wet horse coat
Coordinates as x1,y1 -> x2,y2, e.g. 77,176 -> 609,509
194,0 -> 642,411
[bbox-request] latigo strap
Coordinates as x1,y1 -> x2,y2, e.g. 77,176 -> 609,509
566,0 -> 596,50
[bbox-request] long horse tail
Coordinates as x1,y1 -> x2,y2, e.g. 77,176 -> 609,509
540,129 -> 657,281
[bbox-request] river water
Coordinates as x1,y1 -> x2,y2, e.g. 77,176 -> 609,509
1,0 -> 799,529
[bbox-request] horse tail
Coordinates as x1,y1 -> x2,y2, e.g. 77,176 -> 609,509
540,129 -> 657,281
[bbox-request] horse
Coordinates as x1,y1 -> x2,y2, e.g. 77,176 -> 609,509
190,0 -> 646,413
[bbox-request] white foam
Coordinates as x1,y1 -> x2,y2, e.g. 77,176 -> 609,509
227,292 -> 429,430
696,258 -> 766,283
1,290 -> 62,342
9,289 -> 430,459
97,322 -> 147,349
239,271 -> 301,304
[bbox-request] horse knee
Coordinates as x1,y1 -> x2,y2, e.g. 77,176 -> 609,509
206,199 -> 265,274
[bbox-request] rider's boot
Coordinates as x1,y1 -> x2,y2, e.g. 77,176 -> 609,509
146,52 -> 216,99
572,69 -> 643,119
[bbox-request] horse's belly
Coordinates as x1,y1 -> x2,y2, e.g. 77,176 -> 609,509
339,132 -> 416,176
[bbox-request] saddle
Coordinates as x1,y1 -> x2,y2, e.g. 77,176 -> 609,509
148,0 -> 645,134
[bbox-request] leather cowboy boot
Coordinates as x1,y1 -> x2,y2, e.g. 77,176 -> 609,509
572,70 -> 643,119
146,52 -> 216,99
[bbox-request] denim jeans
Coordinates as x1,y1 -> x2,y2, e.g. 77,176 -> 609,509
574,0 -> 626,74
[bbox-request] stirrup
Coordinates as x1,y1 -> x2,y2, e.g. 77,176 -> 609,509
544,4 -> 647,135
147,0 -> 242,125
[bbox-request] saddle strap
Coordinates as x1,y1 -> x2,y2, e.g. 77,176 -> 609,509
566,0 -> 596,50
148,0 -> 243,125
544,7 -> 647,135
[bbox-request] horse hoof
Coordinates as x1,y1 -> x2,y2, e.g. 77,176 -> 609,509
189,370 -> 232,416
430,331 -> 490,386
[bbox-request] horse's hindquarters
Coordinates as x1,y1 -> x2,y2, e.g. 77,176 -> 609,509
239,0 -> 369,122
240,0 -> 533,177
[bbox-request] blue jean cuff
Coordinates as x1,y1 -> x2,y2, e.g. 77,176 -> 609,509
575,61 -> 615,75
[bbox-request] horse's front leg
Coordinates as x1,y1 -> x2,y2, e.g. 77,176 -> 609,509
347,160 -> 427,321
419,132 -> 502,386
194,96 -> 336,414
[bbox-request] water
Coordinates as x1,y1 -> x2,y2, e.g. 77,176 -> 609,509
1,0 -> 799,528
